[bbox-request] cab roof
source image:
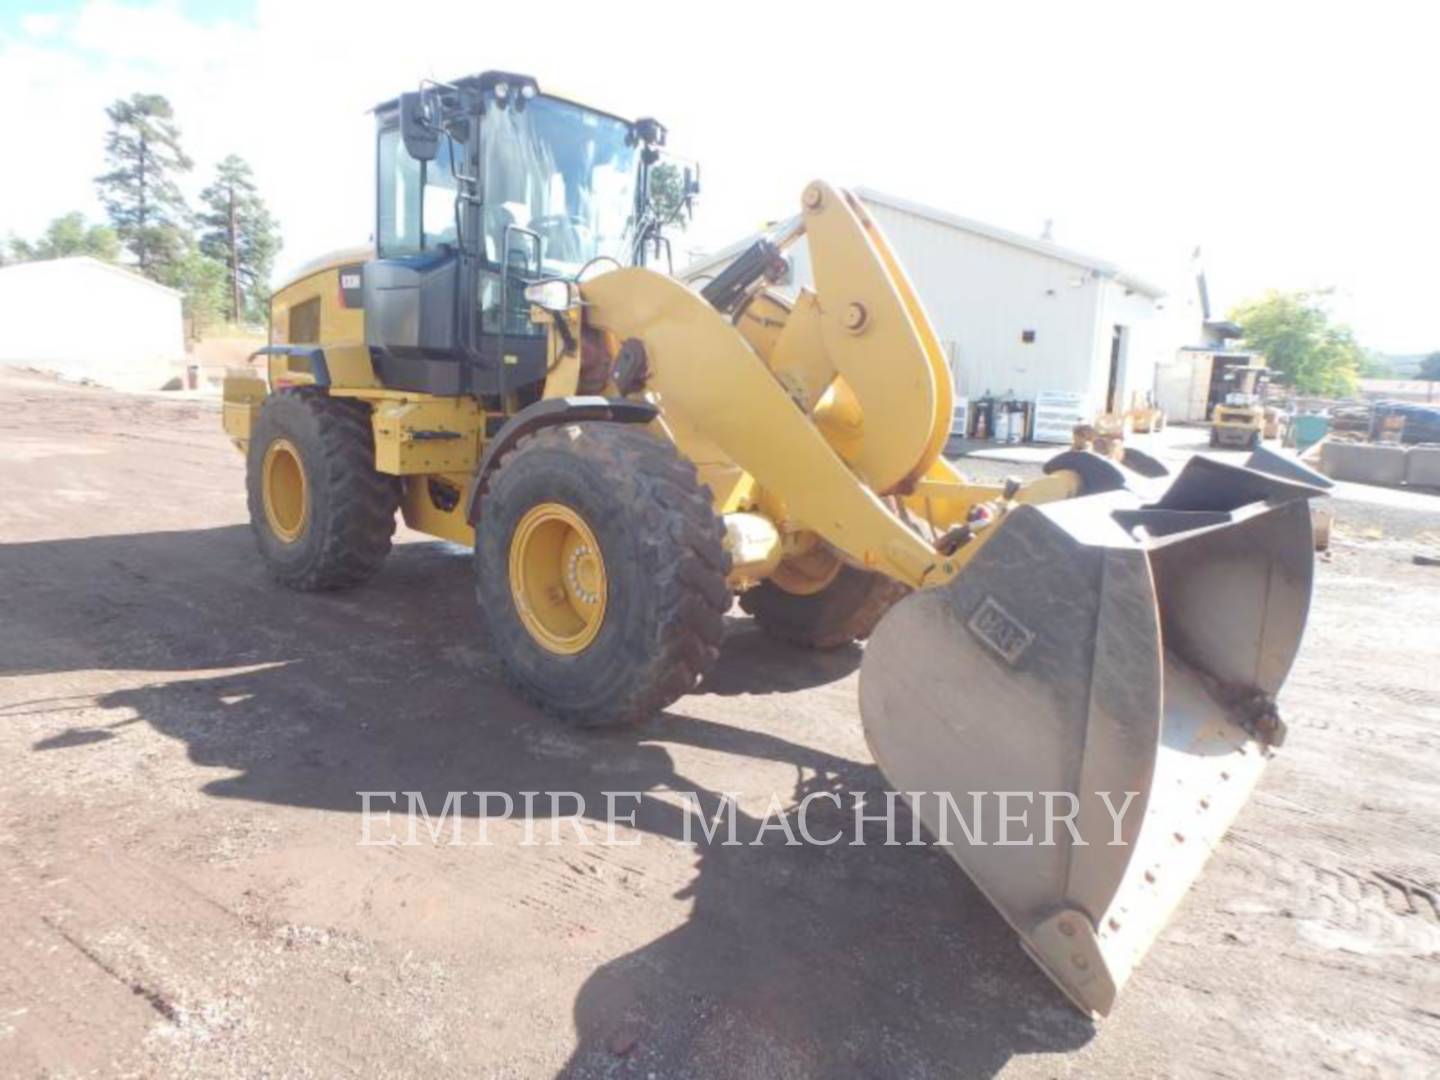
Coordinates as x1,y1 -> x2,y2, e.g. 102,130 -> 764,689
373,70 -> 638,128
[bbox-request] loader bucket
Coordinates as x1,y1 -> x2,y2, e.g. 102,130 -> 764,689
859,456 -> 1323,1017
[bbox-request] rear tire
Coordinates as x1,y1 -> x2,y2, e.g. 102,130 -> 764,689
740,564 -> 907,649
246,389 -> 399,591
474,423 -> 730,728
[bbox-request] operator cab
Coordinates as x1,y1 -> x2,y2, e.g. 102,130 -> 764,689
362,71 -> 694,402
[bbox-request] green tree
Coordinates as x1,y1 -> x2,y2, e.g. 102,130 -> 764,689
1229,289 -> 1363,396
197,155 -> 281,324
1358,351 -> 1392,378
158,247 -> 229,340
648,163 -> 689,230
5,212 -> 120,263
1420,352 -> 1440,383
95,93 -> 193,278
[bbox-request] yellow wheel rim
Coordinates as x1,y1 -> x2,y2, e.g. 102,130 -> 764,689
508,502 -> 608,655
262,437 -> 308,543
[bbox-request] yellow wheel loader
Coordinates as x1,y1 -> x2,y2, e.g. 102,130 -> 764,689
222,71 -> 1327,1017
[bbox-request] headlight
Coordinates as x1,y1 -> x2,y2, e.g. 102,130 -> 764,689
524,280 -> 576,312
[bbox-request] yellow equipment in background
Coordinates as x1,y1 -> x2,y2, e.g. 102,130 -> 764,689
1129,391 -> 1167,434
223,71 -> 1326,1017
1092,391 -> 1165,446
1210,364 -> 1271,449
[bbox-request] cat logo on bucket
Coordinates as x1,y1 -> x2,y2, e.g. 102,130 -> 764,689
968,596 -> 1035,665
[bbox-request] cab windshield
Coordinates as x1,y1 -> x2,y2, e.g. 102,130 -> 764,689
482,96 -> 639,276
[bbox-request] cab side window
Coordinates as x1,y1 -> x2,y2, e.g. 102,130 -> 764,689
423,138 -> 459,249
378,127 -> 421,256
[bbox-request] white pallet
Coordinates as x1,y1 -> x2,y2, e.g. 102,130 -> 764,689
1031,391 -> 1094,445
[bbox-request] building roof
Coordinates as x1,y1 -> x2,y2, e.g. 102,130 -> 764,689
0,256 -> 182,299
1203,318 -> 1244,339
680,189 -> 1167,299
854,187 -> 1167,299
1178,346 -> 1262,357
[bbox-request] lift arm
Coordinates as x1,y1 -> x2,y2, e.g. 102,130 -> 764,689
579,181 -> 1082,588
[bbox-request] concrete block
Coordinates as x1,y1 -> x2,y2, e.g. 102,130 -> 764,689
1405,446 -> 1440,488
1320,441 -> 1408,486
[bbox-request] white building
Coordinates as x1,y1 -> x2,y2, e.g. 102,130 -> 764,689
0,257 -> 184,390
681,189 -> 1172,438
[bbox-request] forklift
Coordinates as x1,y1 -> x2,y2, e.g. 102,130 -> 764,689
1209,365 -> 1270,448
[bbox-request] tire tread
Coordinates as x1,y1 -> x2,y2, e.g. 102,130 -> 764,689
246,389 -> 399,591
478,423 -> 730,727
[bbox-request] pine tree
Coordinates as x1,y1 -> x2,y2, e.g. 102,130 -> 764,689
95,93 -> 193,278
198,155 -> 281,323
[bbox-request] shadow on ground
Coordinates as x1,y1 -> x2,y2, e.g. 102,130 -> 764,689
0,525 -> 1093,1076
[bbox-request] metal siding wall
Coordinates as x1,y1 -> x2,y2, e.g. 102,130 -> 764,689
1092,280 -> 1166,411
678,200 -> 1177,414
865,203 -> 1103,402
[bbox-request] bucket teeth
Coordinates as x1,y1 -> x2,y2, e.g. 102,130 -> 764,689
859,454 -> 1319,1016
1236,692 -> 1286,748
1244,444 -> 1334,490
1146,452 -> 1328,512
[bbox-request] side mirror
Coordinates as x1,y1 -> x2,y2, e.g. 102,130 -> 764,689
399,90 -> 439,162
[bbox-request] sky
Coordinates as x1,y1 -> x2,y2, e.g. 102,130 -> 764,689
0,0 -> 1435,353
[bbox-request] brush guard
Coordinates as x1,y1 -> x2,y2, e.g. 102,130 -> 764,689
859,452 -> 1327,1016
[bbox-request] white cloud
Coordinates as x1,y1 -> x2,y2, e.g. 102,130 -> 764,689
19,12 -> 64,38
67,0 -> 231,63
1,0 -> 1436,351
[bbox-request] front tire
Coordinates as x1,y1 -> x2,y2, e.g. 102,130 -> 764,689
245,390 -> 399,591
474,423 -> 730,728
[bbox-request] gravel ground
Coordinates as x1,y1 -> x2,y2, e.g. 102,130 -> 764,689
1,367 -> 1437,1078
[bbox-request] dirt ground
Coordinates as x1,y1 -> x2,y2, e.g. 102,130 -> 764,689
2,366 -> 1438,1079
